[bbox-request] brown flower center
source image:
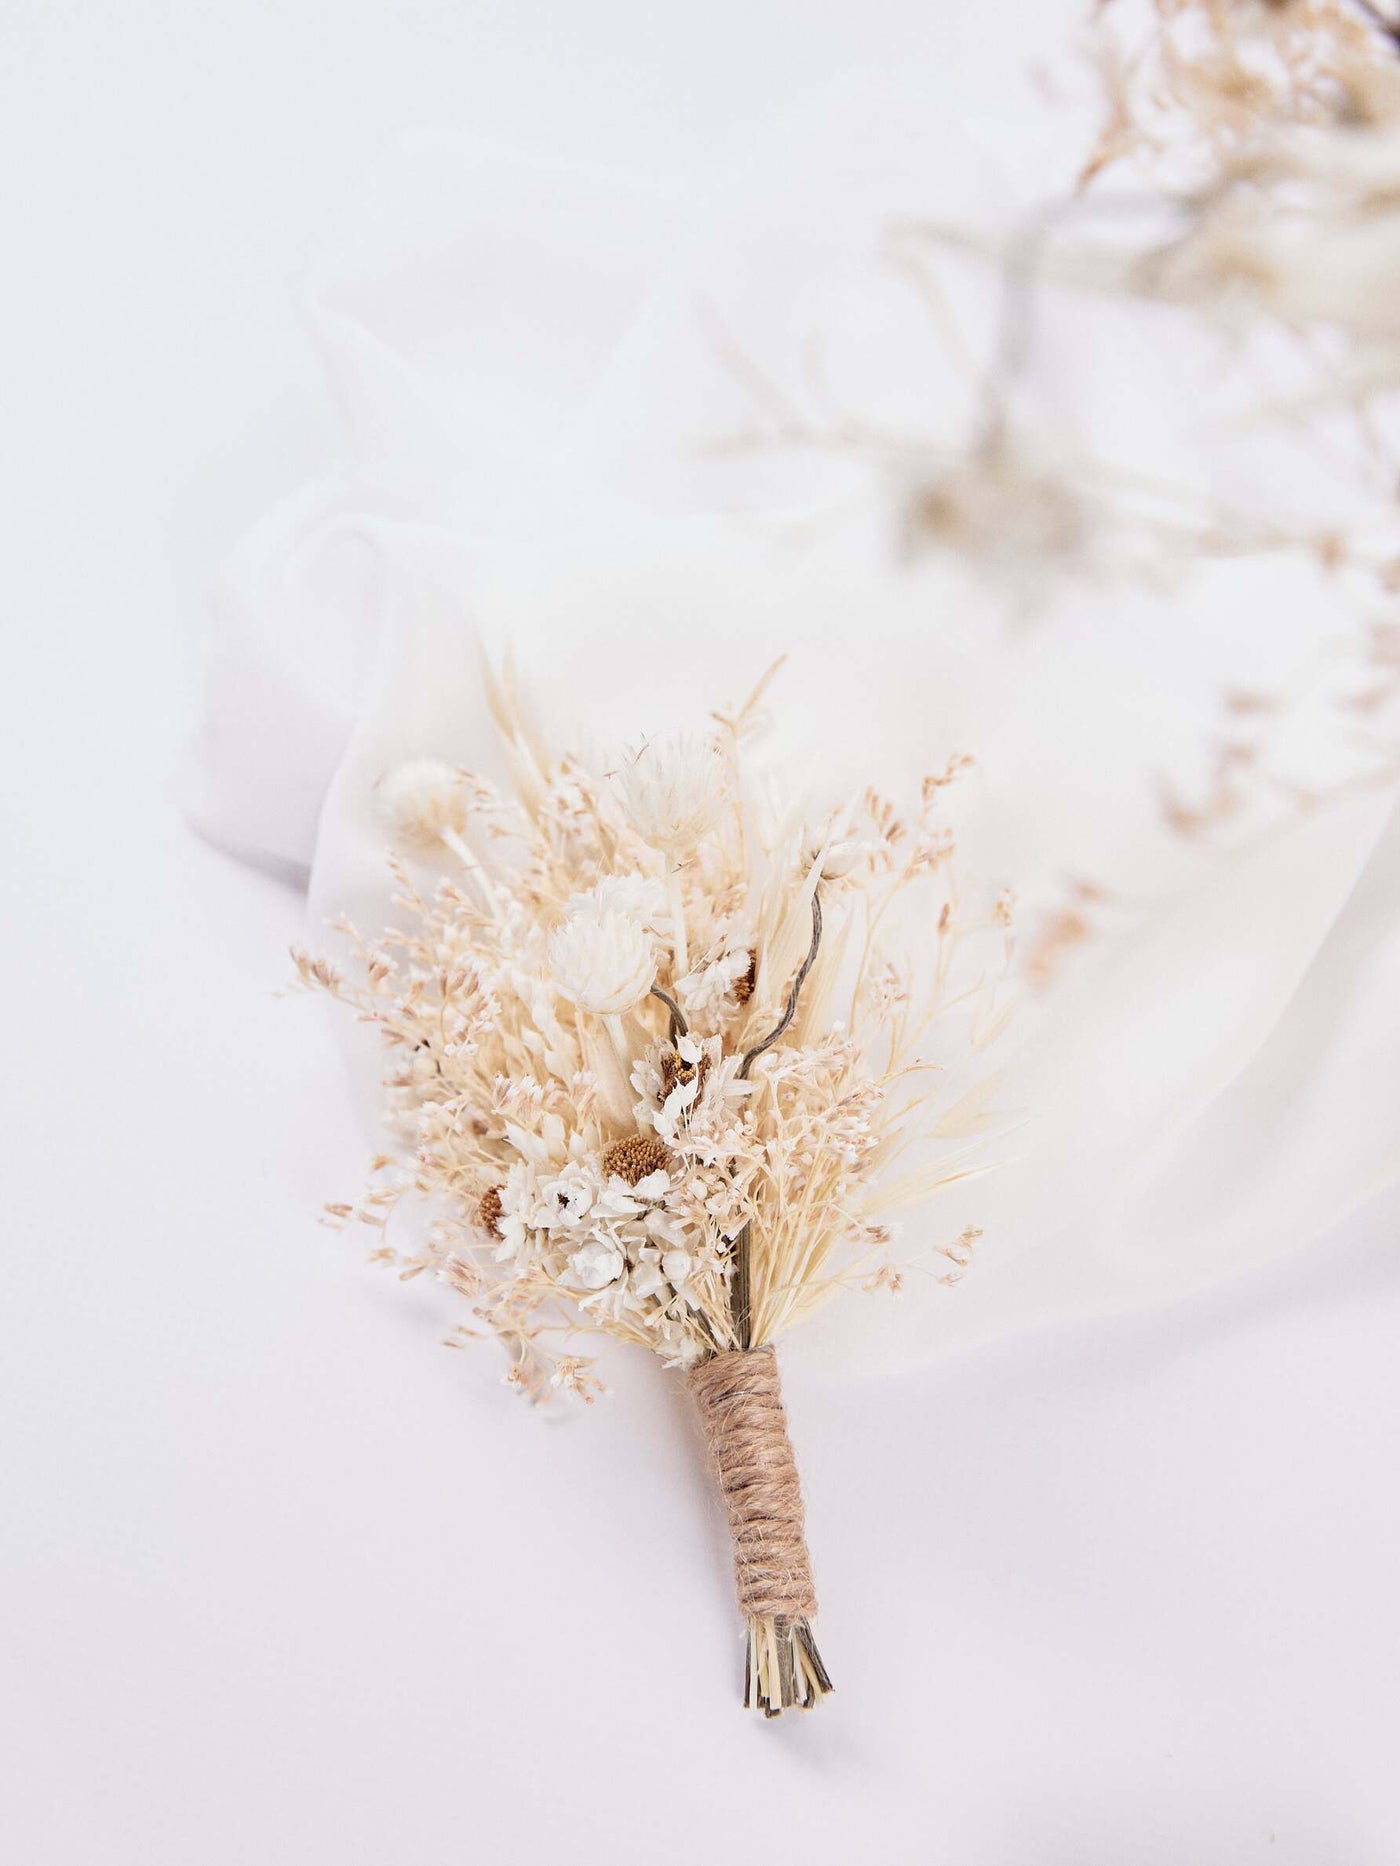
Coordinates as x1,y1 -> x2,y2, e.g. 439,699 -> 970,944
601,1135 -> 675,1186
659,1047 -> 710,1103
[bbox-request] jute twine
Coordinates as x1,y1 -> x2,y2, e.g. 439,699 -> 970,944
686,1346 -> 817,1620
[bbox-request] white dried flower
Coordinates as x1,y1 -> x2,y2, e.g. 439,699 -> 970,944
378,759 -> 471,846
627,1252 -> 668,1301
565,1238 -> 626,1291
614,733 -> 726,852
532,1165 -> 597,1229
813,827 -> 879,880
677,944 -> 754,1024
661,1247 -> 693,1287
570,873 -> 670,931
548,896 -> 657,1015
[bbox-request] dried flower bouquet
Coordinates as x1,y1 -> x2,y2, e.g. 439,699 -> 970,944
295,665 -> 1008,1713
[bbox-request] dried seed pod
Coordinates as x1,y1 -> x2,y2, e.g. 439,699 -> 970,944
659,1047 -> 710,1101
734,952 -> 758,1004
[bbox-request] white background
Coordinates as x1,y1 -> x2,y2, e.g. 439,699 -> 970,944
3,4 -> 1399,1861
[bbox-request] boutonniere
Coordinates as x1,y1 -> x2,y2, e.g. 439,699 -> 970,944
295,667 -> 1010,1713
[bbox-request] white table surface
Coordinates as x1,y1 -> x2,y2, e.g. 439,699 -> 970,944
4,4 -> 1399,1861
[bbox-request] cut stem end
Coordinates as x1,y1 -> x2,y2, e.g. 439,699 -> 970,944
744,1615 -> 833,1715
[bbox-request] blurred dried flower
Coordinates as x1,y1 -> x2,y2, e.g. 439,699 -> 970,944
1080,0 -> 1395,188
378,758 -> 471,846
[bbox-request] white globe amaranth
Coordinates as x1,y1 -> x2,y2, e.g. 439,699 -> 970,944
377,758 -> 470,846
548,890 -> 658,1015
614,732 -> 726,853
569,872 -> 671,931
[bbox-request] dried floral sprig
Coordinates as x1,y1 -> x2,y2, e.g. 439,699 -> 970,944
294,663 -> 1012,1712
1080,0 -> 1399,188
699,249 -> 1367,614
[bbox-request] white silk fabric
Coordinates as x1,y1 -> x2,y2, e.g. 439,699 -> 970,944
186,78 -> 1400,1373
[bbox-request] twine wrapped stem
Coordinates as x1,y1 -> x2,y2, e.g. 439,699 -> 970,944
687,1345 -> 832,1713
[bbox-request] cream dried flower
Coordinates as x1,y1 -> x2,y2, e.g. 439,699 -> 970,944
676,943 -> 754,1025
614,732 -> 726,852
377,757 -> 500,913
565,1237 -> 627,1291
661,1247 -> 694,1287
378,758 -> 471,845
532,1164 -> 597,1229
548,894 -> 657,1015
567,872 -> 671,931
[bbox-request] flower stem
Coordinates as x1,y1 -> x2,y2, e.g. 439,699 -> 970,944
441,828 -> 498,917
668,865 -> 688,978
602,1012 -> 633,1082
